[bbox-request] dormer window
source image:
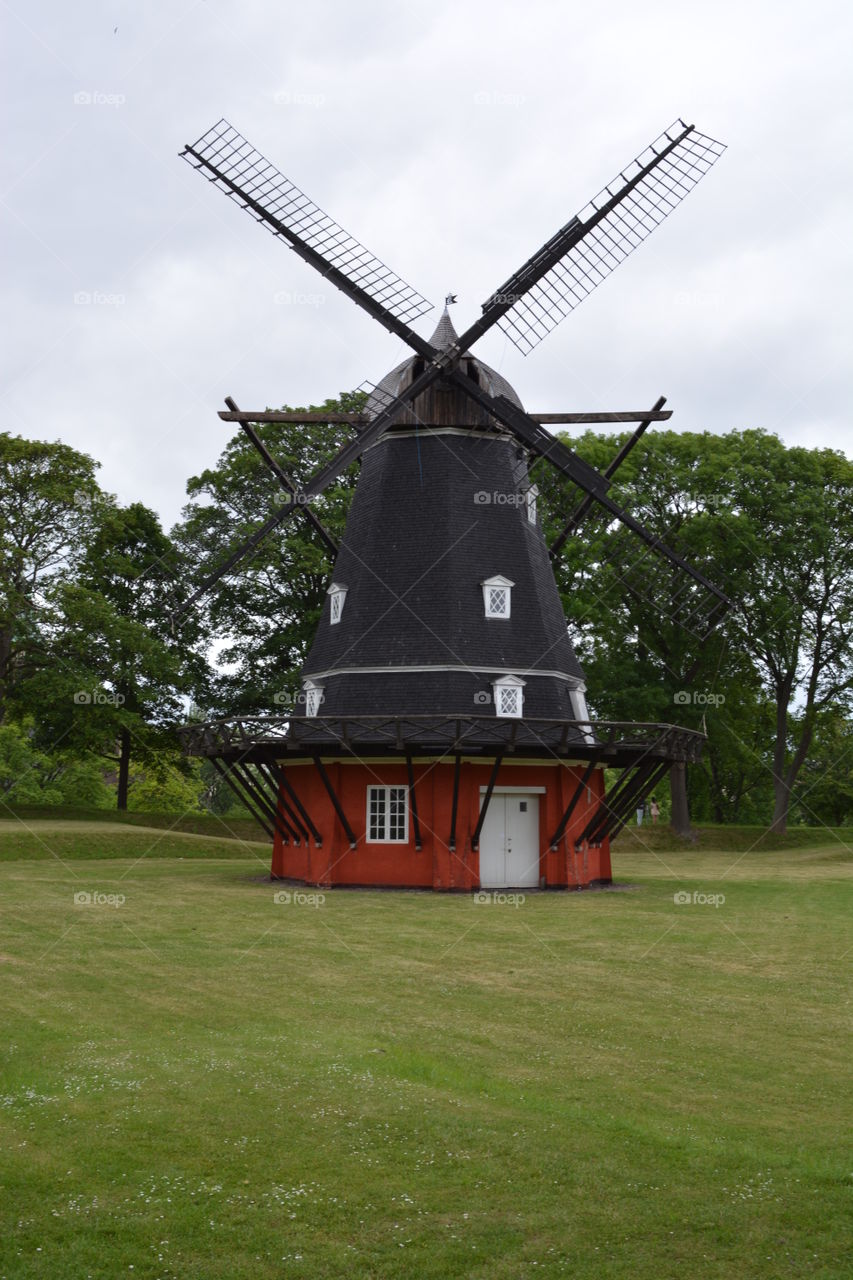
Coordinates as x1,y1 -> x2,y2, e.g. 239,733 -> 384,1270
482,574 -> 514,619
526,485 -> 538,525
327,582 -> 348,625
303,680 -> 324,718
492,674 -> 525,718
569,687 -> 590,722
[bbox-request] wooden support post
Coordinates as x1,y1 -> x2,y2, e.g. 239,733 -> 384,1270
313,757 -> 357,848
256,761 -> 308,844
549,760 -> 598,848
209,757 -> 275,840
471,752 -> 504,850
550,397 -> 666,557
233,763 -> 294,843
607,761 -> 671,842
582,759 -> 658,847
226,397 -> 339,557
275,765 -> 323,846
449,754 -> 461,851
405,754 -> 422,851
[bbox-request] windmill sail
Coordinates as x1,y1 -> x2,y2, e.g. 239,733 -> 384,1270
486,121 -> 726,355
182,119 -> 434,329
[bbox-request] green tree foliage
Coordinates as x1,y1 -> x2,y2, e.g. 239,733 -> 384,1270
792,709 -> 853,827
708,435 -> 853,832
0,720 -> 112,807
28,502 -> 208,809
1,433 -> 210,811
0,433 -> 102,722
539,428 -> 853,832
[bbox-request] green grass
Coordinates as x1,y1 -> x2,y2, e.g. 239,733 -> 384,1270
613,821 -> 853,854
1,803 -> 265,842
1,824 -> 851,1278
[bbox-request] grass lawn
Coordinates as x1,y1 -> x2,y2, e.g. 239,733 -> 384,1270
0,822 -> 851,1278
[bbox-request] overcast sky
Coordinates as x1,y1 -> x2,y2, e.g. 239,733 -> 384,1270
2,0 -> 851,529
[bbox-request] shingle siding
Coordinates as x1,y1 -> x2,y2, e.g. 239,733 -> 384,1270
302,430 -> 585,715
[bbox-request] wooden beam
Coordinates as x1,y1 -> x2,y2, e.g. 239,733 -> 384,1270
220,410 -> 367,423
449,754 -> 462,852
549,761 -> 598,849
313,757 -> 357,848
218,409 -> 673,426
550,397 -> 667,557
471,752 -> 504,851
209,757 -> 275,841
275,764 -> 323,846
226,397 -> 339,558
530,410 -> 672,424
405,754 -> 422,851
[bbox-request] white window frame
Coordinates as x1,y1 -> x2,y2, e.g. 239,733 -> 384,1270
303,680 -> 324,718
366,785 -> 409,843
481,574 -> 514,620
569,686 -> 595,744
492,674 -> 525,719
526,485 -> 539,525
327,582 -> 348,625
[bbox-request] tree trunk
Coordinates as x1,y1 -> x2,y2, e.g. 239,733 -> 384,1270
116,727 -> 131,811
769,694 -> 791,834
769,779 -> 789,834
669,762 -> 692,838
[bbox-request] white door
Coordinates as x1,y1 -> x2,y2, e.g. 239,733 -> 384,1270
478,793 -> 540,888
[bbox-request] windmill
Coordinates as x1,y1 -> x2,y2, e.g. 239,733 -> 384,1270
177,118 -> 727,890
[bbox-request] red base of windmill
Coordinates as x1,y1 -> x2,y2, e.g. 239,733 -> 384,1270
270,759 -> 611,890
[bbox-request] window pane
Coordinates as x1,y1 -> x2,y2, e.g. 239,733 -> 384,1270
497,686 -> 522,717
388,787 -> 407,841
368,787 -> 386,840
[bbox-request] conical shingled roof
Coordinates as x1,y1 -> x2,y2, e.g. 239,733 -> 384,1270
366,308 -> 524,420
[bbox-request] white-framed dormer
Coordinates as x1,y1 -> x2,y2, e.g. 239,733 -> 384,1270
492,674 -> 525,718
481,574 -> 514,620
525,484 -> 539,525
303,679 -> 324,718
569,684 -> 595,744
327,582 -> 348,625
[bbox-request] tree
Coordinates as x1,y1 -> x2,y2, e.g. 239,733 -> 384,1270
791,709 -> 853,827
710,435 -> 853,832
23,502 -> 209,809
0,433 -> 102,722
540,428 -> 853,834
